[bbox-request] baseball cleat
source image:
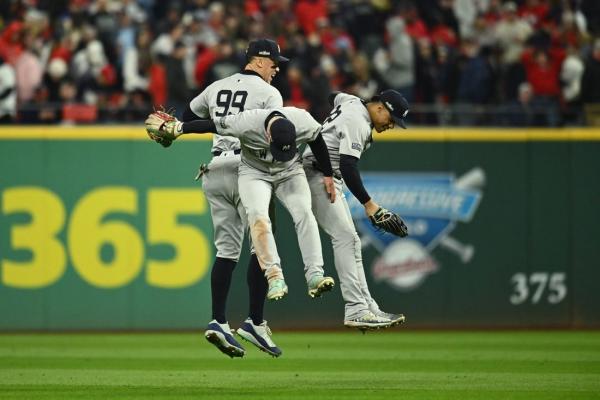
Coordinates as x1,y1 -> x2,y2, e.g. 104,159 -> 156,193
344,311 -> 393,330
205,320 -> 245,358
236,318 -> 282,358
374,311 -> 406,327
307,275 -> 335,298
267,278 -> 288,301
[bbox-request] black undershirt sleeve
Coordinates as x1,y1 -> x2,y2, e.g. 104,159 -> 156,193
339,154 -> 371,204
181,104 -> 200,122
181,119 -> 217,134
307,133 -> 333,177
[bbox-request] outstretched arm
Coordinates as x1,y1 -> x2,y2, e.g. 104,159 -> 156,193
145,111 -> 217,147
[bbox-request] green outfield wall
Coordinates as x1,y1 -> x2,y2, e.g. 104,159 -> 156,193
1,126 -> 599,330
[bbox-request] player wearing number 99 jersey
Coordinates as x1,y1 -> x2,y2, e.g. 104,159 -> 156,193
182,39 -> 288,358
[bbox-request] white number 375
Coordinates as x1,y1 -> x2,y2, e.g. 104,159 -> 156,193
510,272 -> 567,305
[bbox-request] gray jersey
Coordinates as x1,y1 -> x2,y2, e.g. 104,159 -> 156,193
303,93 -> 372,171
215,107 -> 321,174
189,72 -> 283,153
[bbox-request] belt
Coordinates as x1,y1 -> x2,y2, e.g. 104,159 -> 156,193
212,149 -> 241,157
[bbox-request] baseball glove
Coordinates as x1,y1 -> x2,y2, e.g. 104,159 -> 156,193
369,207 -> 408,237
145,110 -> 181,147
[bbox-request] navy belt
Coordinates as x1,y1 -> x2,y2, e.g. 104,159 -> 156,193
212,149 -> 241,156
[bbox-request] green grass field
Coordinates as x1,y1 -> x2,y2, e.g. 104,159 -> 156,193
1,331 -> 599,399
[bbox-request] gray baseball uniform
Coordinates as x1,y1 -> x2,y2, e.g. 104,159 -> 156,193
188,72 -> 282,260
303,93 -> 381,320
214,107 -> 327,283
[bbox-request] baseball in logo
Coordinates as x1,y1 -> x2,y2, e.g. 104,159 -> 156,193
345,168 -> 485,291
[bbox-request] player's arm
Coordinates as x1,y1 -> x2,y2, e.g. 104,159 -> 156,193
308,133 -> 333,177
339,155 -> 379,216
308,133 -> 336,203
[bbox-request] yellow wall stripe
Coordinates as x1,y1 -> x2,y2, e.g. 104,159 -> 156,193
1,126 -> 600,141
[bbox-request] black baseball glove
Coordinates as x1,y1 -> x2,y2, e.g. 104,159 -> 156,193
369,207 -> 408,237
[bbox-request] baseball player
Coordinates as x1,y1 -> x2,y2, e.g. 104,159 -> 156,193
302,89 -> 409,330
180,39 -> 289,358
146,106 -> 338,310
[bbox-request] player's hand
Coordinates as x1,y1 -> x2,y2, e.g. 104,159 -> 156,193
323,176 -> 336,203
145,110 -> 183,147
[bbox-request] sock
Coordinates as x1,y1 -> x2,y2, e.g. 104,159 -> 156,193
247,254 -> 268,326
211,257 -> 237,324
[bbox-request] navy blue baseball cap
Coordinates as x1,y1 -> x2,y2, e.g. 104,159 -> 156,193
374,89 -> 410,129
269,118 -> 297,162
246,38 -> 289,63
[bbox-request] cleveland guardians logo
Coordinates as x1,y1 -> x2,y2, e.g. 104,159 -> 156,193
345,168 -> 485,291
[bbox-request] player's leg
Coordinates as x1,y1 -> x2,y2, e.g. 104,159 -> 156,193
342,191 -> 406,327
238,167 -> 287,301
274,165 -> 334,298
304,163 -> 392,330
202,157 -> 245,357
234,196 -> 281,357
243,196 -> 271,323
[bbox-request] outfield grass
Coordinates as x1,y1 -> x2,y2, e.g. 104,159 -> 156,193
0,331 -> 599,399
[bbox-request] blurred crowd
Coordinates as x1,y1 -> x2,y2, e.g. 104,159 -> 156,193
1,0 -> 600,126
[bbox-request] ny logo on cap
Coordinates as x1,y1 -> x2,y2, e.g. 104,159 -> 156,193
282,145 -> 291,151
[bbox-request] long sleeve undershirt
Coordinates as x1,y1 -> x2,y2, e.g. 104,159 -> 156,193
181,118 -> 217,134
339,154 -> 371,204
307,133 -> 333,177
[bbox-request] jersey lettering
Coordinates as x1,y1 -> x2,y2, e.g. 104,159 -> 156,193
323,105 -> 342,125
215,90 -> 249,117
258,149 -> 268,159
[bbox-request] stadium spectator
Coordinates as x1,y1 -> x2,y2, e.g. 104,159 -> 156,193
164,41 -> 191,118
521,47 -> 565,126
14,33 -> 44,104
456,38 -> 495,125
373,16 -> 415,102
494,1 -> 533,100
561,44 -> 585,125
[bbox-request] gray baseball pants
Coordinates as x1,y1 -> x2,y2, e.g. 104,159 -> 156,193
238,161 -> 325,283
304,161 -> 380,320
201,152 -> 246,261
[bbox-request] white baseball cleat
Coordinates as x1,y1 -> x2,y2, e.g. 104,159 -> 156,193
373,310 -> 406,327
344,312 -> 393,330
236,318 -> 282,358
204,320 -> 245,358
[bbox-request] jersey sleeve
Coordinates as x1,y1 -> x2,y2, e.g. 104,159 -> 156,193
333,92 -> 356,107
214,109 -> 263,138
188,88 -> 210,119
338,121 -> 368,159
